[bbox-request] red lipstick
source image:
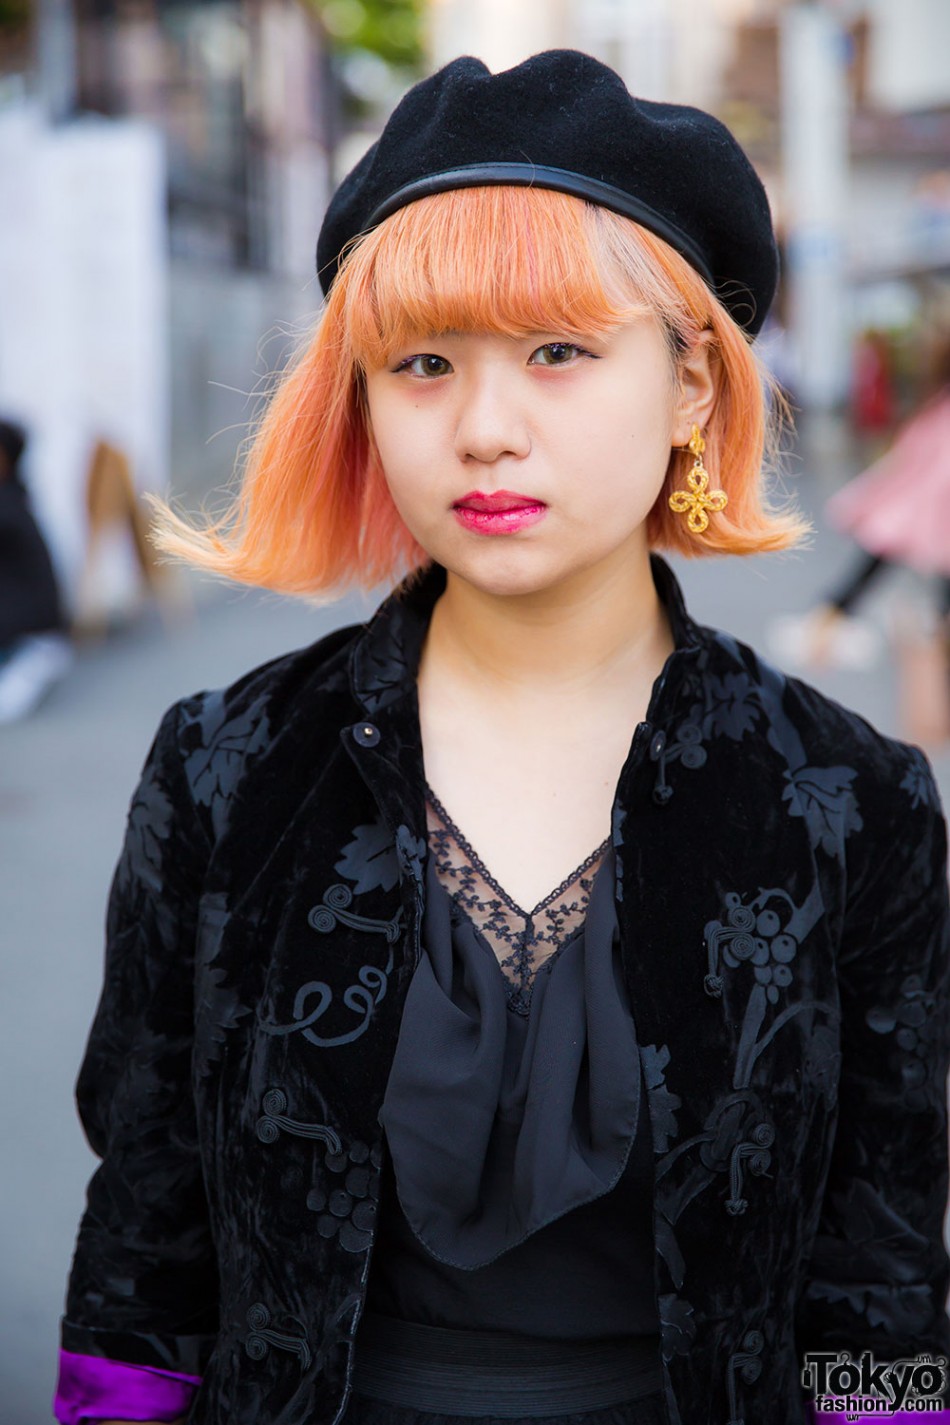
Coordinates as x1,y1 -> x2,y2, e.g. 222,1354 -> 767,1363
452,489 -> 548,536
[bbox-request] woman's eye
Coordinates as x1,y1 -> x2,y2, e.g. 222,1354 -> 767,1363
395,354 -> 452,377
529,342 -> 590,367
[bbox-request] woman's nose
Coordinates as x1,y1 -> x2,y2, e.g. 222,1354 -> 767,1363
453,370 -> 532,464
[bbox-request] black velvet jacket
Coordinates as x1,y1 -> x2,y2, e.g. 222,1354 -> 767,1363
62,555 -> 950,1425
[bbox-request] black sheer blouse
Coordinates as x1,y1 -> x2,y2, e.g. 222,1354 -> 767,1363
365,785 -> 659,1338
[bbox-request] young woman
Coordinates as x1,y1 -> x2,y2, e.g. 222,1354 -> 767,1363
55,50 -> 950,1425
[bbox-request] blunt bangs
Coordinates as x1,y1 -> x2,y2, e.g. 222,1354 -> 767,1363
338,188 -> 658,370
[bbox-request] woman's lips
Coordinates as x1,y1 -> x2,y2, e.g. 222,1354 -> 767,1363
452,490 -> 548,535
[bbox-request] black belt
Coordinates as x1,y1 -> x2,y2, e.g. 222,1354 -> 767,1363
351,1313 -> 664,1418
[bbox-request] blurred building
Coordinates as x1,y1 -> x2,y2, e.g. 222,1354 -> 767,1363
0,1 -> 341,597
72,0 -> 335,276
723,3 -> 950,293
0,76 -> 169,597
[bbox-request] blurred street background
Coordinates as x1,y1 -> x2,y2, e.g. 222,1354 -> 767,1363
3,1 -> 950,1419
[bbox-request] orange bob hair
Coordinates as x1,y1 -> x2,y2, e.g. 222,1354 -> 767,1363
148,186 -> 808,598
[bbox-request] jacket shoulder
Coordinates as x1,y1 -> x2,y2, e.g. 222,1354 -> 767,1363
157,616 -> 364,842
698,622 -> 944,832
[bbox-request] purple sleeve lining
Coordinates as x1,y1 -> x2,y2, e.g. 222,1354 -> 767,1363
53,1348 -> 202,1425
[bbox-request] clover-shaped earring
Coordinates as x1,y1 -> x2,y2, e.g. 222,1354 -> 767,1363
669,424 -> 728,535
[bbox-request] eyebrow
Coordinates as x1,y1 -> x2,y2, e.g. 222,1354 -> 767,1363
434,329 -> 571,340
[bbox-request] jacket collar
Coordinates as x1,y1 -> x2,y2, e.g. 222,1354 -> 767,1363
349,552 -> 702,716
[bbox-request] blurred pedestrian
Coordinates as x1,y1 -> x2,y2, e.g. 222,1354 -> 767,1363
55,51 -> 950,1425
800,333 -> 950,742
75,437 -> 182,637
828,330 -> 950,587
850,327 -> 896,437
0,418 -> 72,722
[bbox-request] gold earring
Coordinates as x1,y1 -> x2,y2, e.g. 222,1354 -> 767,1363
669,425 -> 728,535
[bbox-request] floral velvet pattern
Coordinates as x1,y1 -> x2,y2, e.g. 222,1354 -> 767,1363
59,556 -> 950,1425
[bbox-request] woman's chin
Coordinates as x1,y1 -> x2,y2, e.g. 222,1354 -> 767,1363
436,544 -> 591,601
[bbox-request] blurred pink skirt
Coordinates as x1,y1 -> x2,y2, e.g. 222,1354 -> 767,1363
827,393 -> 950,577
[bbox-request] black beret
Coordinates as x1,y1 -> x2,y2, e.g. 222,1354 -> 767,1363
317,49 -> 778,336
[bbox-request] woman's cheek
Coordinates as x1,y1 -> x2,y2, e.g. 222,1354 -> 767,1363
381,467 -> 440,548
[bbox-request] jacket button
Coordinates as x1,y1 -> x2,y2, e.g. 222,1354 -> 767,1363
353,722 -> 381,747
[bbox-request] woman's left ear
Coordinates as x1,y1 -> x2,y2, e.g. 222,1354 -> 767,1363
671,332 -> 719,447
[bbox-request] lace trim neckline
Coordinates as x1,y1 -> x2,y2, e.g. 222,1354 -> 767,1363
423,778 -> 612,920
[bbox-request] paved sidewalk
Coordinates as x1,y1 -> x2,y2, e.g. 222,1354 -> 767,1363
2,441 -> 947,1422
